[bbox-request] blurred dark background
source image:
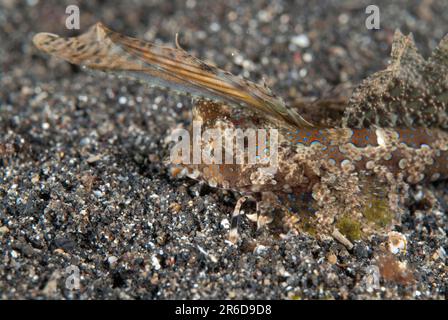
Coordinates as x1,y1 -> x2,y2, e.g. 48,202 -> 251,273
2,0 -> 448,99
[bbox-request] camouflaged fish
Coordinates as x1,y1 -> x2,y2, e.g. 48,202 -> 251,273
33,23 -> 448,246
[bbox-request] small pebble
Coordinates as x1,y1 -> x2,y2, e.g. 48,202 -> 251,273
291,34 -> 310,48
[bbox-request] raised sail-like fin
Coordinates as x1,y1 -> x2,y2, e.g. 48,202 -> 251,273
343,30 -> 448,129
429,33 -> 448,66
33,22 -> 312,128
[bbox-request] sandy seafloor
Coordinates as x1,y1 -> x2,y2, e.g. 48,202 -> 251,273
0,0 -> 447,299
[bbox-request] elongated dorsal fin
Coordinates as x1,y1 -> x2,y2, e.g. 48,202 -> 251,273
343,30 -> 448,129
33,22 -> 313,128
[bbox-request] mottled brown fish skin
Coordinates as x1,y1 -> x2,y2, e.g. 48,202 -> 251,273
284,127 -> 448,184
184,102 -> 448,194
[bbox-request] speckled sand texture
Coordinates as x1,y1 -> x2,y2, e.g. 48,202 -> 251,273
0,0 -> 447,299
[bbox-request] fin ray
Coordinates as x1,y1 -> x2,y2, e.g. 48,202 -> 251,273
33,22 -> 313,128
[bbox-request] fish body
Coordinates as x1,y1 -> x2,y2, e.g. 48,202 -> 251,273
183,99 -> 448,192
33,23 -> 448,241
